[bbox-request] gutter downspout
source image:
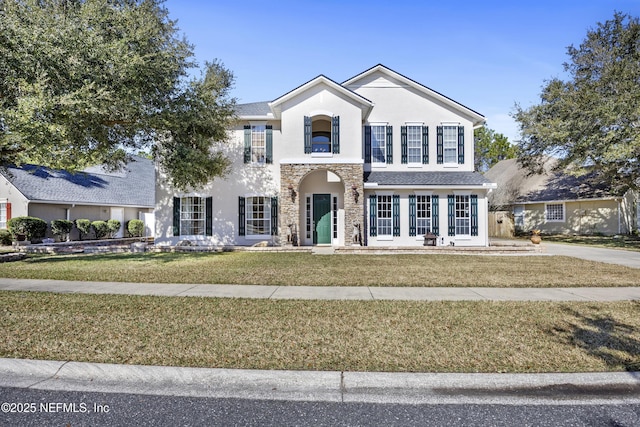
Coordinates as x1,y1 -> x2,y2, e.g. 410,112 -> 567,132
617,199 -> 622,235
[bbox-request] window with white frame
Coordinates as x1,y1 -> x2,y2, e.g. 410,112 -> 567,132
377,195 -> 393,236
545,203 -> 564,222
407,125 -> 422,164
371,125 -> 386,164
246,196 -> 271,236
0,202 -> 7,229
251,125 -> 266,163
416,195 -> 432,235
443,126 -> 458,164
180,197 -> 206,235
455,195 -> 470,236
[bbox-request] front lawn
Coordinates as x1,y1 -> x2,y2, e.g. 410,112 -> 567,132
2,291 -> 638,373
1,252 -> 639,287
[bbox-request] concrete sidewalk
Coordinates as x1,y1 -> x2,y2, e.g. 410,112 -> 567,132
1,277 -> 640,301
2,357 -> 640,405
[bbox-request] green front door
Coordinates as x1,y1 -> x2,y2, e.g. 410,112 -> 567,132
313,194 -> 331,244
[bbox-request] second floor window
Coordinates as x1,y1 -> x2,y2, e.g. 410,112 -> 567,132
371,126 -> 386,164
304,116 -> 340,154
251,125 -> 266,163
407,126 -> 422,164
443,126 -> 458,164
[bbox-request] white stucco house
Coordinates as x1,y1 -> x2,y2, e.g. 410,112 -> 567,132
155,65 -> 497,248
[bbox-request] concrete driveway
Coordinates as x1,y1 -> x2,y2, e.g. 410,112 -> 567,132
543,242 -> 640,269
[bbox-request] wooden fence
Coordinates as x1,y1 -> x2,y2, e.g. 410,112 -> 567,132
488,211 -> 515,238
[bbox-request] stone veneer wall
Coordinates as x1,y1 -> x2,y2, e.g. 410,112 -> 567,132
280,163 -> 364,246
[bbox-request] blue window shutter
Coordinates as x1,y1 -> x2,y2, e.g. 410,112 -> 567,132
437,126 -> 444,164
393,195 -> 400,236
432,195 -> 439,236
364,126 -> 372,163
471,194 -> 478,236
386,126 -> 393,164
173,197 -> 181,236
271,197 -> 278,235
332,116 -> 340,154
205,197 -> 213,236
458,126 -> 465,164
401,126 -> 408,164
408,194 -> 416,236
243,125 -> 251,163
422,126 -> 429,164
369,194 -> 377,237
304,116 -> 312,154
448,195 -> 455,236
266,125 -> 273,164
238,197 -> 245,236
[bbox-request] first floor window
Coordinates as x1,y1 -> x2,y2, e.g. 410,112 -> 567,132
377,195 -> 392,236
0,202 -> 7,229
546,203 -> 564,222
455,195 -> 470,236
416,195 -> 432,235
371,125 -> 386,164
246,196 -> 271,236
180,197 -> 206,235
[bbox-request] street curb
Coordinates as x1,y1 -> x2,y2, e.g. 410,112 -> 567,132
2,358 -> 640,405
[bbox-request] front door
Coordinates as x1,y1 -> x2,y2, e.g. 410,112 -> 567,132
313,194 -> 331,244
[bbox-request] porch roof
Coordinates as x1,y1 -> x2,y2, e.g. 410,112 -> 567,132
364,171 -> 495,188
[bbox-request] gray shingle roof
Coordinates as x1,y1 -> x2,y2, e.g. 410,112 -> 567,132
364,171 -> 494,186
2,156 -> 155,207
235,101 -> 272,117
484,158 -> 618,207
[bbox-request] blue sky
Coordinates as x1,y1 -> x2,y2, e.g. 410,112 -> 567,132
164,1 -> 639,143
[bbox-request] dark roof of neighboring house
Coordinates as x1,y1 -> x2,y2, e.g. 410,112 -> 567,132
364,171 -> 494,186
235,101 -> 272,116
2,156 -> 155,207
484,158 -> 618,207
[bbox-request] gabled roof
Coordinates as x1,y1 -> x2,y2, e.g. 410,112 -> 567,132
365,171 -> 496,188
268,74 -> 374,119
2,156 -> 155,207
343,64 -> 485,127
485,158 -> 620,207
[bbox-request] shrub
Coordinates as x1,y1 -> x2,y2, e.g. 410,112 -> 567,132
0,229 -> 12,246
127,219 -> 144,238
51,219 -> 74,242
7,216 -> 48,241
91,221 -> 109,240
107,219 -> 121,238
75,219 -> 91,240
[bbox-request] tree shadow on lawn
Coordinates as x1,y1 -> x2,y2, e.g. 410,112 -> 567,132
549,304 -> 640,372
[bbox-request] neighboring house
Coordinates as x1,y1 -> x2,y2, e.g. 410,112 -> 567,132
0,156 -> 155,240
155,65 -> 496,247
485,157 -> 638,236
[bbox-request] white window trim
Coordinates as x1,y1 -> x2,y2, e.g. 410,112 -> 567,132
545,202 -> 566,223
441,123 -> 460,165
375,191 -> 394,240
369,123 -> 388,167
178,195 -> 206,237
414,192 -> 433,240
454,193 -> 471,239
244,194 -> 272,239
248,121 -> 267,165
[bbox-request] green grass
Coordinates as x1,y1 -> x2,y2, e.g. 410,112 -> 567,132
2,291 -> 639,373
1,251 -> 639,287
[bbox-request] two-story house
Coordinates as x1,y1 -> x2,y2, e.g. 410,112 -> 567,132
155,65 -> 497,247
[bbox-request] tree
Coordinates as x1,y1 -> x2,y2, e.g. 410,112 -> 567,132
513,12 -> 640,192
0,0 -> 235,190
474,125 -> 516,172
